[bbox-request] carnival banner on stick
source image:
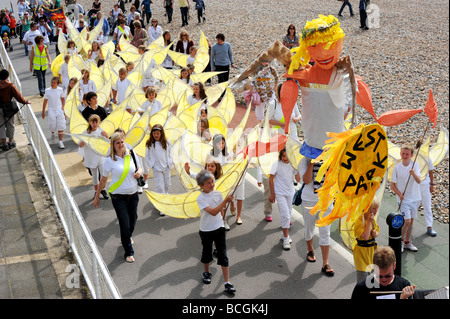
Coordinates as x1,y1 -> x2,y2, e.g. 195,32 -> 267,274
309,123 -> 388,227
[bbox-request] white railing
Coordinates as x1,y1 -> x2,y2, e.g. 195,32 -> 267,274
1,41 -> 121,299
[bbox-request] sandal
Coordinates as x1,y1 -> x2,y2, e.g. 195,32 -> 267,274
321,264 -> 335,277
306,251 -> 316,263
125,256 -> 135,263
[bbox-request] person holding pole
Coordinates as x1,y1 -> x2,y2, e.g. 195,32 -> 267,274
390,144 -> 421,252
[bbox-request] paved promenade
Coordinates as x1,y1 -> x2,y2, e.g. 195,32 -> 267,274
0,34 -> 448,303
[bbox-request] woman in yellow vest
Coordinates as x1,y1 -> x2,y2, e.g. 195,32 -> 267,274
29,35 -> 52,97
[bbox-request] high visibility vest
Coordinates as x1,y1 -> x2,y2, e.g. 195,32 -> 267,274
33,45 -> 48,71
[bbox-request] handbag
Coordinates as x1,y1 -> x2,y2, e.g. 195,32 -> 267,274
292,183 -> 305,206
1,101 -> 19,120
129,149 -> 146,187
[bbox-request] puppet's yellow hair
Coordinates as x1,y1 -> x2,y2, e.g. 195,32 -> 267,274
288,15 -> 345,74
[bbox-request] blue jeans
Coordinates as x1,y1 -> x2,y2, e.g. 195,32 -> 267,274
111,193 -> 139,258
339,1 -> 354,15
35,68 -> 46,95
180,6 -> 188,25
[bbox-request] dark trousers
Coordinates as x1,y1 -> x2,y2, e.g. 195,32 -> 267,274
196,8 -> 204,23
144,12 -> 152,25
360,9 -> 368,28
339,1 -> 354,15
199,227 -> 229,267
165,6 -> 173,22
35,68 -> 46,95
180,6 -> 188,26
215,64 -> 230,83
111,193 -> 139,258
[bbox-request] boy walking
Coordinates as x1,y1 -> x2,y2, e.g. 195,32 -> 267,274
390,144 -> 422,252
42,77 -> 66,148
195,170 -> 236,294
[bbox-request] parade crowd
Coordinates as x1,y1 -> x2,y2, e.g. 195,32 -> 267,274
0,0 -> 441,299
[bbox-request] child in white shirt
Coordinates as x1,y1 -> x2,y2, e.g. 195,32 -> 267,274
58,54 -> 70,91
139,87 -> 163,116
145,124 -> 172,216
195,169 -> 236,294
78,114 -> 109,199
112,67 -> 132,111
269,148 -> 300,250
186,46 -> 197,66
390,144 -> 422,252
42,77 -> 66,149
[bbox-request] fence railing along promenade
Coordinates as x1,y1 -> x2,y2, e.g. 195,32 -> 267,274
1,40 -> 121,299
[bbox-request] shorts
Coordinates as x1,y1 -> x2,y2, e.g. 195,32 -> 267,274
48,109 -> 66,132
399,200 -> 420,220
199,227 -> 228,267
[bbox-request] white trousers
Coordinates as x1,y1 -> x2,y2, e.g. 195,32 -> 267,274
276,194 -> 292,229
302,200 -> 331,246
420,181 -> 433,227
154,169 -> 171,194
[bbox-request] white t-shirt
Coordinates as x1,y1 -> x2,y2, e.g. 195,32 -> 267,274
391,160 -> 421,202
197,190 -> 225,232
145,140 -> 172,172
114,25 -> 131,41
270,160 -> 297,196
268,99 -> 300,137
59,63 -> 69,89
44,87 -> 64,111
141,99 -> 163,116
186,56 -> 195,66
82,128 -> 106,168
114,78 -> 132,104
148,25 -> 162,43
23,29 -> 42,51
103,151 -> 139,195
80,80 -> 97,97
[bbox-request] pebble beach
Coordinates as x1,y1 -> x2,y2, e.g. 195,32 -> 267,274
76,0 -> 448,223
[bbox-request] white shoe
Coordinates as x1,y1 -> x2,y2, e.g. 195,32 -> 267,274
142,182 -> 148,189
159,211 -> 165,216
224,221 -> 230,231
401,241 -> 404,253
283,238 -> 291,250
281,234 -> 292,243
58,141 -> 65,149
404,242 -> 418,252
138,186 -> 143,194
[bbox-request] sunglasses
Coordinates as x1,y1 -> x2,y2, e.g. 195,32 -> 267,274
375,274 -> 393,279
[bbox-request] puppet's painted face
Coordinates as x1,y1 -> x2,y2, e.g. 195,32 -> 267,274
307,38 -> 343,70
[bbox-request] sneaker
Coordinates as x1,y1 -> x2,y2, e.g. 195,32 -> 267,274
283,237 -> 291,250
202,272 -> 212,284
2,144 -> 9,151
427,228 -> 437,237
404,242 -> 418,252
224,283 -> 236,294
58,141 -> 65,149
265,216 -> 272,222
160,211 -> 165,216
224,221 -> 230,231
101,189 -> 109,199
138,186 -> 143,194
401,241 -> 404,253
142,182 -> 148,189
281,234 -> 292,243
8,142 -> 16,149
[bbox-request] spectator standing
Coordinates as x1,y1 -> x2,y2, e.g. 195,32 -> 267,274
0,69 -> 30,151
175,30 -> 194,54
282,24 -> 299,49
147,18 -> 162,43
164,0 -> 174,23
37,16 -> 52,46
141,0 -> 152,26
179,0 -> 190,27
359,0 -> 369,30
22,21 -> 41,57
93,11 -> 110,44
193,0 -> 205,23
210,33 -> 235,83
338,0 -> 355,17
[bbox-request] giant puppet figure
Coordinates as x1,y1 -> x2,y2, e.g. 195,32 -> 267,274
282,15 -> 357,159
